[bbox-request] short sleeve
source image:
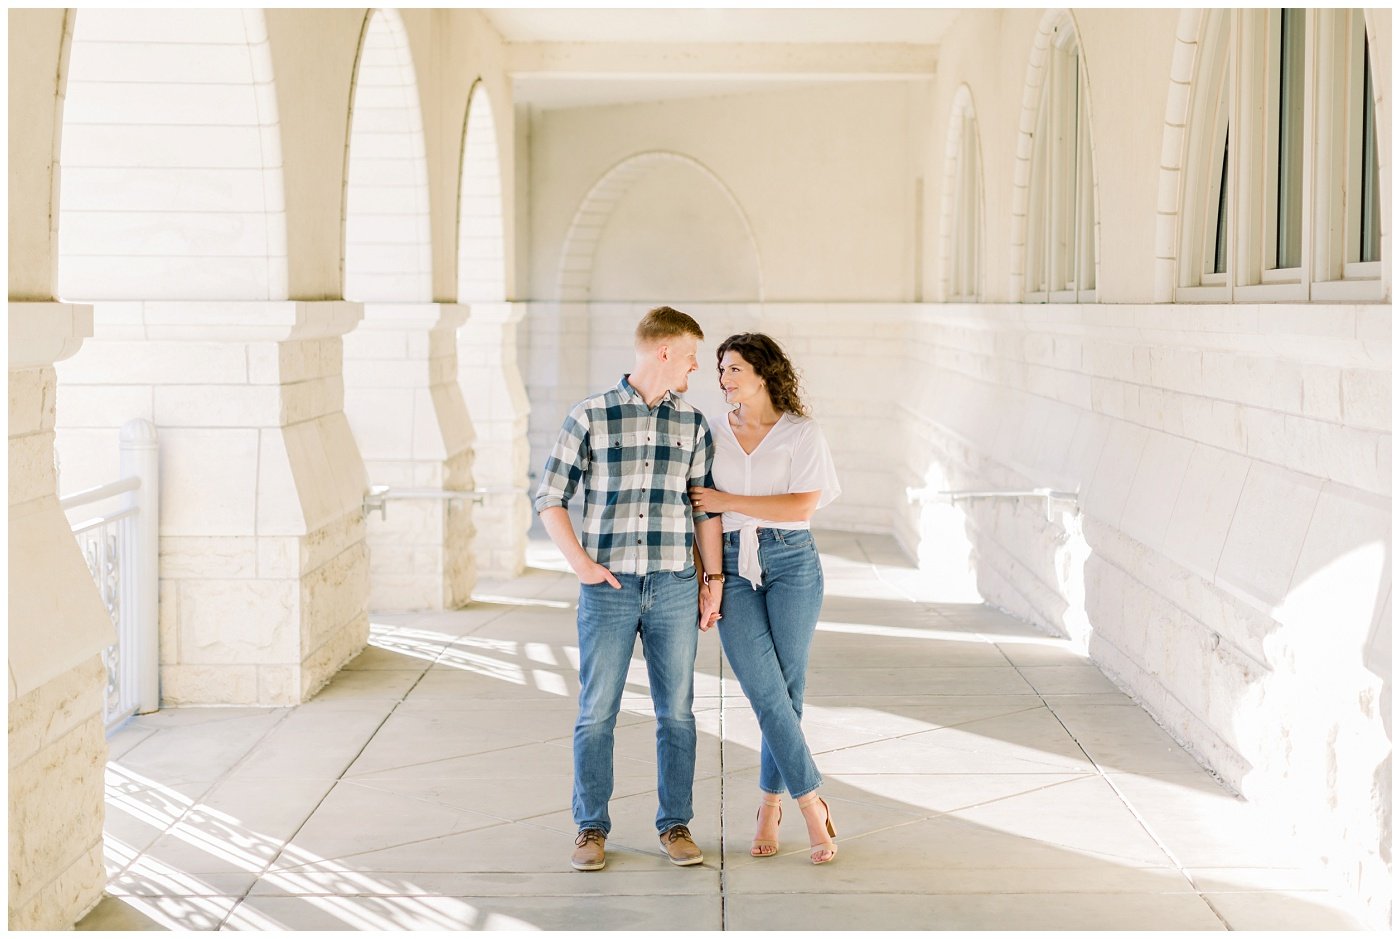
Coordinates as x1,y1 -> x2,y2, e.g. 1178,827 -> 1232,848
788,419 -> 841,510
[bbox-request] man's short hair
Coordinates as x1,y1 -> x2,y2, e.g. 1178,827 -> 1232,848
635,306 -> 704,346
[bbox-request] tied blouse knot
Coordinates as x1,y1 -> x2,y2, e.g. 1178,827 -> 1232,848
710,411 -> 842,587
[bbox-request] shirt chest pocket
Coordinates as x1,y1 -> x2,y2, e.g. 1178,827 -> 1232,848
591,432 -> 643,474
668,434 -> 693,469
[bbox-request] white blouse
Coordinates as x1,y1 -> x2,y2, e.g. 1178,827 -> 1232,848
710,411 -> 841,587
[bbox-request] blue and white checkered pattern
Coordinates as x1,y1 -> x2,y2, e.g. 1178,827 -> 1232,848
534,375 -> 717,574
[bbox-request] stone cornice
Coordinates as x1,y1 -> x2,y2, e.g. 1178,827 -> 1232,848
81,300 -> 365,342
8,302 -> 94,369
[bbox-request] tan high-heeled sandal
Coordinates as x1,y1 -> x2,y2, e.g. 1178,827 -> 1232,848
802,795 -> 838,865
751,797 -> 782,857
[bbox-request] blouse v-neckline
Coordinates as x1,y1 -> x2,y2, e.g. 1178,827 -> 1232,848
726,410 -> 786,457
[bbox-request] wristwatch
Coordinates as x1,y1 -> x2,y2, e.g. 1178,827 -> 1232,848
702,572 -> 725,585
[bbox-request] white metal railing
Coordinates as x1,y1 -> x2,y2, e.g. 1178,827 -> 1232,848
907,486 -> 1080,522
362,485 -> 528,521
61,419 -> 160,732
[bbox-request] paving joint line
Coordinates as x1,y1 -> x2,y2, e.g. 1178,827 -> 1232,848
215,664 -> 435,928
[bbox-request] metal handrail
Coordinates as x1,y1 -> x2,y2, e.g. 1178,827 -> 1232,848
908,486 -> 1080,522
71,507 -> 140,535
60,476 -> 140,511
363,485 -> 530,521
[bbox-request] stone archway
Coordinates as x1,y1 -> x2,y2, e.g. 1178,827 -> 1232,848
54,8 -> 371,706
554,149 -> 764,303
456,80 -> 531,578
340,9 -> 476,611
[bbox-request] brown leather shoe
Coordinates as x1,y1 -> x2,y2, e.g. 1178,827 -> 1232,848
571,828 -> 607,871
659,824 -> 703,866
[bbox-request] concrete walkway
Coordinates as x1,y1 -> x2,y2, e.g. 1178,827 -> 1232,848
80,532 -> 1366,931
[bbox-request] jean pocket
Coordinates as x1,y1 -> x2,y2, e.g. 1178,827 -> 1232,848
672,566 -> 698,581
780,531 -> 813,549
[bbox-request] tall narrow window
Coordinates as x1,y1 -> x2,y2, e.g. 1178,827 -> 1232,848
1024,23 -> 1096,302
1359,33 -> 1379,263
1177,8 -> 1232,297
1176,7 -> 1383,301
1274,8 -> 1305,269
947,102 -> 983,301
1212,131 -> 1230,274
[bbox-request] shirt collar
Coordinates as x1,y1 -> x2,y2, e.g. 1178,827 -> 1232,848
619,374 -> 676,410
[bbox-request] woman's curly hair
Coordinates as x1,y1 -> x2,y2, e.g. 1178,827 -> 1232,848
716,333 -> 810,417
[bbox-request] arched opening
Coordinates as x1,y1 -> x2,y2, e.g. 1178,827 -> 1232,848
342,9 -> 473,611
457,81 -> 507,304
455,80 -> 530,578
343,8 -> 431,302
940,85 -> 985,302
57,8 -> 288,302
553,150 -> 763,303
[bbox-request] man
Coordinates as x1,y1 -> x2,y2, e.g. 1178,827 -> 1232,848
534,306 -> 725,872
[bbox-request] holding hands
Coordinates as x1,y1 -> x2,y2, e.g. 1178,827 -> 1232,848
698,581 -> 723,632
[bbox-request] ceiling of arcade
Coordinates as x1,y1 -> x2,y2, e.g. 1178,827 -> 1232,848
482,7 -> 961,109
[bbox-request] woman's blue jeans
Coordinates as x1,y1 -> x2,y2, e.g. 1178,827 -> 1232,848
573,568 -> 699,835
718,528 -> 825,798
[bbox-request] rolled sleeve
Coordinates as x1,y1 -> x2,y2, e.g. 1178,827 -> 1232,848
689,416 -> 718,523
533,405 -> 590,514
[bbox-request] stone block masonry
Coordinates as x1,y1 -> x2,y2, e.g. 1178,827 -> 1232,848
55,301 -> 372,706
9,303 -> 115,929
344,303 -> 477,610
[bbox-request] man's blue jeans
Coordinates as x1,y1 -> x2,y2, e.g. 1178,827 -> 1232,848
717,528 -> 825,798
573,567 -> 700,834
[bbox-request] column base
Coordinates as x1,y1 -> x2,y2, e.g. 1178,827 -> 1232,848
55,300 -> 371,706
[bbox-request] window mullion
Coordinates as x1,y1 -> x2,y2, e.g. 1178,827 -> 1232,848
1360,28 -> 1379,263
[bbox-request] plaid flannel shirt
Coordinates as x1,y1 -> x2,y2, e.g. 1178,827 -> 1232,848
534,375 -> 717,574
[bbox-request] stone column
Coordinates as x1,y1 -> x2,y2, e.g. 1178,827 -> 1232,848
458,301 -> 531,578
54,301 -> 370,706
8,303 -> 114,930
343,303 -> 476,610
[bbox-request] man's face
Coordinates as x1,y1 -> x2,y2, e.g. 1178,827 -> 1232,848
663,335 -> 701,394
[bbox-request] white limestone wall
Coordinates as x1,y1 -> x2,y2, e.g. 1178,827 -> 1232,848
58,8 -> 289,300
458,302 -> 531,578
345,304 -> 476,610
526,81 -> 927,303
894,303 -> 1391,921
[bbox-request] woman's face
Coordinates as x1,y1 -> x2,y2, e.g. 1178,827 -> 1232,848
718,349 -> 765,406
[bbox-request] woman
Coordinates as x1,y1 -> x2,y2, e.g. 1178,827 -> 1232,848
688,333 -> 841,864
